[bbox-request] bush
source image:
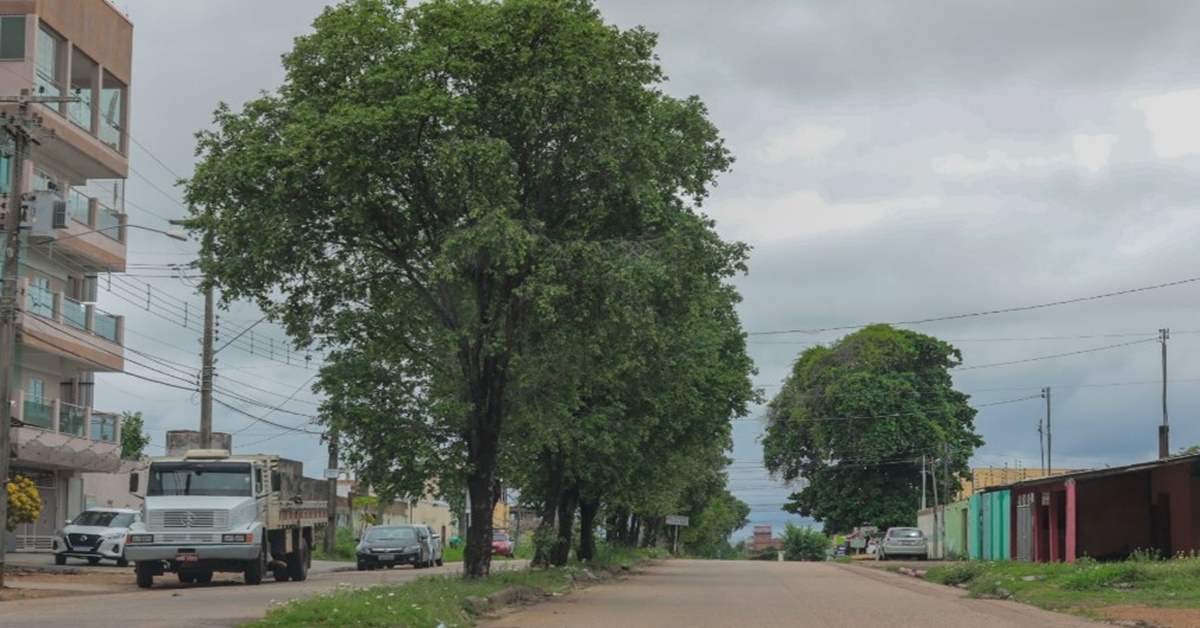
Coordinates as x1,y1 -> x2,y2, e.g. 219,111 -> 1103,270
313,526 -> 358,561
926,562 -> 986,586
6,475 -> 41,532
780,524 -> 828,562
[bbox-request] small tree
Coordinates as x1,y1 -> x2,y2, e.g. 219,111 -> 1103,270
7,475 -> 42,531
120,411 -> 150,460
780,524 -> 828,562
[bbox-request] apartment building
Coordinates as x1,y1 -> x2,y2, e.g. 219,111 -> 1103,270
0,0 -> 132,550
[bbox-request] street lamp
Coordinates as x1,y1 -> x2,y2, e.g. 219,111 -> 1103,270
0,220 -> 185,579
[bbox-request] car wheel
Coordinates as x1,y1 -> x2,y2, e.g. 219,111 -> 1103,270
135,561 -> 154,588
287,539 -> 310,582
436,557 -> 444,567
54,554 -> 66,566
357,560 -> 366,572
385,563 -> 394,569
117,556 -> 129,568
919,554 -> 927,561
87,557 -> 101,565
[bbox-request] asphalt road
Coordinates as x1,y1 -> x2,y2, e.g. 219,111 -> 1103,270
1,557 -> 527,627
481,560 -> 1103,628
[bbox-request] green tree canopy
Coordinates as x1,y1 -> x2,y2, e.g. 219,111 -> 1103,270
183,0 -> 732,577
120,411 -> 150,461
761,324 -> 983,533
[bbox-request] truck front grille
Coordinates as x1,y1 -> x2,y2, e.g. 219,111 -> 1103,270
158,533 -> 220,544
149,510 -> 229,529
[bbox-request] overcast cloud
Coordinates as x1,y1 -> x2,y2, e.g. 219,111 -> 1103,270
101,0 -> 1200,540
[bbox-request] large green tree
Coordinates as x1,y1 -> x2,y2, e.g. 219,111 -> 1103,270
183,0 -> 731,578
119,411 -> 150,461
761,324 -> 983,533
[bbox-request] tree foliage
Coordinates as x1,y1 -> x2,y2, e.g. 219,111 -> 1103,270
183,0 -> 740,577
780,524 -> 828,561
6,475 -> 41,532
761,324 -> 983,533
120,411 -> 150,460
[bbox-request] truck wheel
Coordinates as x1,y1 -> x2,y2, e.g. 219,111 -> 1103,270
245,545 -> 266,585
273,566 -> 290,582
196,571 -> 213,584
287,539 -> 310,582
178,573 -> 196,584
135,562 -> 155,589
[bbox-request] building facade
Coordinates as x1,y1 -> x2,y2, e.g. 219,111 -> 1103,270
0,0 -> 132,550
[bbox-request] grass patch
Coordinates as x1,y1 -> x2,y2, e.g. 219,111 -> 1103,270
246,546 -> 658,628
919,554 -> 1200,615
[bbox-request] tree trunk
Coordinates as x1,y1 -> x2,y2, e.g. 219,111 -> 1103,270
642,515 -> 663,549
623,514 -> 640,548
577,496 -> 599,562
550,483 -> 579,566
532,449 -> 565,568
610,508 -> 628,545
462,393 -> 502,579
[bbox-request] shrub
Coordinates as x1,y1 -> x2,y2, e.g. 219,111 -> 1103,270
780,524 -> 828,561
6,475 -> 41,532
926,562 -> 986,586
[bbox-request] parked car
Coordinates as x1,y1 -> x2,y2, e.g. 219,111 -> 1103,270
492,532 -> 514,557
53,508 -> 141,567
356,525 -> 437,571
416,524 -> 444,567
875,527 -> 927,561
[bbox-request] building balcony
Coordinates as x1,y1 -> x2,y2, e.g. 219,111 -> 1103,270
29,185 -> 128,273
11,390 -> 121,473
16,277 -> 123,372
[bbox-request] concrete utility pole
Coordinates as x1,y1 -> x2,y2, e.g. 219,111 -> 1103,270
0,88 -> 79,588
200,285 -> 214,449
1042,387 -> 1052,473
1159,328 -> 1169,459
325,433 -> 338,554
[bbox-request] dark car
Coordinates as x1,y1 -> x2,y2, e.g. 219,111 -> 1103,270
356,525 -> 436,571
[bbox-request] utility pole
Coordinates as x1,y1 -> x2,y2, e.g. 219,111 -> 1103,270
920,455 -> 926,510
200,284 -> 214,449
324,433 -> 338,554
1042,387 -> 1052,473
1038,417 -> 1045,475
1159,328 -> 1170,459
0,88 -> 79,588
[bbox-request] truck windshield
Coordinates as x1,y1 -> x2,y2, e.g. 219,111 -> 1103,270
147,462 -> 253,497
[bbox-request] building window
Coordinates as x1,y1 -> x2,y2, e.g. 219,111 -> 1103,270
0,16 -> 25,60
69,48 -> 97,132
100,71 -> 125,153
35,25 -> 62,98
0,154 -> 11,194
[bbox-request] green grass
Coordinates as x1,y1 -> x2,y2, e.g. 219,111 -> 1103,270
920,554 -> 1200,616
245,545 -> 658,628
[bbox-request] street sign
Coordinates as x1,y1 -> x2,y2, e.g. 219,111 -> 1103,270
665,515 -> 689,526
323,468 -> 341,479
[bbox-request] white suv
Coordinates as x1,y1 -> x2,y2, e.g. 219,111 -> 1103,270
53,508 -> 141,567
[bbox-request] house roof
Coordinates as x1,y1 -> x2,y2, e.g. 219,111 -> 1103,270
981,451 -> 1200,492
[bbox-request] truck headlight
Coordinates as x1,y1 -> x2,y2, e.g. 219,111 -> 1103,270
128,534 -> 154,544
222,533 -> 254,543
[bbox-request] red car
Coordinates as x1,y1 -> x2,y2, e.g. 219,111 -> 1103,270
491,533 -> 514,557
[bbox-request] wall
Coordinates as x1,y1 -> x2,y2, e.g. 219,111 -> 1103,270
944,501 -> 969,559
1074,472 -> 1150,560
1150,463 -> 1196,555
81,458 -> 144,510
981,490 -> 1010,560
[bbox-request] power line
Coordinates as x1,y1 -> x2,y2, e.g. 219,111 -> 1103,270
749,276 -> 1200,336
955,339 -> 1155,371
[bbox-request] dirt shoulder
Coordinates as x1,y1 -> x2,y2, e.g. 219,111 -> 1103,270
0,566 -> 135,601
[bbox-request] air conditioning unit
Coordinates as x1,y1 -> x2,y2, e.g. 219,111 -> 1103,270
29,191 -> 68,238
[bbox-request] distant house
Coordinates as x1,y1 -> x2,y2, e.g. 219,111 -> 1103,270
745,525 -> 782,552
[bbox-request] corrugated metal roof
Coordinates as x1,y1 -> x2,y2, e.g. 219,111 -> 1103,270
978,452 -> 1200,492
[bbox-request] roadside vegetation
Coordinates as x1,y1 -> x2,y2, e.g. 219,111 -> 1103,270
247,545 -> 656,628
923,553 -> 1200,617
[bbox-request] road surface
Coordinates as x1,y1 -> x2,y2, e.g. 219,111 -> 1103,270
482,560 -> 1102,628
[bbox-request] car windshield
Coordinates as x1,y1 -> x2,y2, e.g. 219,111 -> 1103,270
494,534 -> 509,542
891,529 -> 923,538
364,527 -> 417,542
71,511 -> 134,527
147,461 -> 253,497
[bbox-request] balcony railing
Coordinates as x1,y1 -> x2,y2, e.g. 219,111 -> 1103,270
22,278 -> 124,346
68,188 -> 90,225
13,391 -> 121,443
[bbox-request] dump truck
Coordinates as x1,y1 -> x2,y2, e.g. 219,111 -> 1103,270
124,449 -> 327,588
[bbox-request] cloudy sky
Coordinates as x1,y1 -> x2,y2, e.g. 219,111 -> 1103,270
103,0 -> 1200,540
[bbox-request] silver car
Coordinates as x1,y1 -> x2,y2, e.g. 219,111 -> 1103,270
876,527 -> 927,561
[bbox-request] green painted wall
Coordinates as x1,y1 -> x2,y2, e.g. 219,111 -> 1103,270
944,500 -> 969,559
968,494 -> 982,560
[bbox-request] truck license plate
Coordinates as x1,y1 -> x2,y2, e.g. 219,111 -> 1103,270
379,554 -> 394,561
176,553 -> 200,563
